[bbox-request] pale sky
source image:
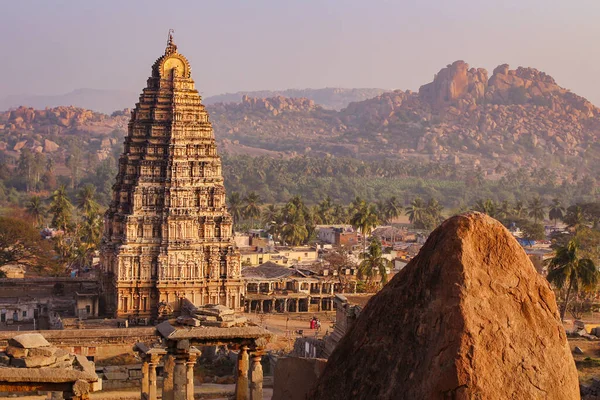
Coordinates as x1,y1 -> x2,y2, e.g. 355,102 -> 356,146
1,0 -> 599,103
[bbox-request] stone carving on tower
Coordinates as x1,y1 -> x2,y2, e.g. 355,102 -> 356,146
100,32 -> 243,318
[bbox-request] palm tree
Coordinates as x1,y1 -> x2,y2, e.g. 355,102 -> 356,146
384,196 -> 402,224
26,196 -> 46,227
332,204 -> 347,224
375,200 -> 387,224
405,197 -> 426,227
546,239 -> 599,320
350,201 -> 379,254
564,205 -> 585,230
527,197 -> 546,224
76,184 -> 100,216
243,192 -> 262,229
513,200 -> 525,218
282,221 -> 309,246
549,198 -> 565,226
473,199 -> 498,218
280,202 -> 308,245
261,204 -> 280,227
358,237 -> 392,285
49,185 -> 73,231
425,198 -> 444,226
317,196 -> 334,225
227,192 -> 244,229
498,200 -> 512,219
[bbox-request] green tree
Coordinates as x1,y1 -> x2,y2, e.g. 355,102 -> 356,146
17,148 -> 36,192
522,222 -> 546,242
76,184 -> 100,216
227,192 -> 244,229
513,200 -> 525,218
280,202 -> 308,245
423,198 -> 444,230
548,198 -> 565,227
358,237 -> 391,286
473,199 -> 499,218
527,197 -> 546,224
65,143 -> 83,189
405,197 -> 426,227
26,196 -> 46,227
317,196 -> 335,225
546,239 -> 599,320
383,196 -> 402,224
563,205 -> 586,230
350,200 -> 379,254
243,191 -> 262,228
0,216 -> 54,270
49,185 -> 73,231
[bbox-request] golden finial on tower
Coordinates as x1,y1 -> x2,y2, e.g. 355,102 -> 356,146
165,29 -> 177,55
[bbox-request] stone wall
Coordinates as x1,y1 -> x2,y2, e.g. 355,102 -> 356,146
0,328 -> 160,364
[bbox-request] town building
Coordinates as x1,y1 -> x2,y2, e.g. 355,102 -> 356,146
239,245 -> 318,267
100,34 -> 243,318
316,225 -> 359,247
241,262 -> 358,313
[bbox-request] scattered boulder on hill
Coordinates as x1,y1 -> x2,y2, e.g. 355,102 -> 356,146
310,212 -> 579,400
419,60 -> 488,108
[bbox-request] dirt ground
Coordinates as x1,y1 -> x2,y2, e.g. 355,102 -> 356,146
242,311 -> 336,352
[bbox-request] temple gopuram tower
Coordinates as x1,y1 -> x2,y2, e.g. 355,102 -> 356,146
100,33 -> 243,318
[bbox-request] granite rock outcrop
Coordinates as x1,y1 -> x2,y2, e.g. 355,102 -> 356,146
310,212 -> 579,400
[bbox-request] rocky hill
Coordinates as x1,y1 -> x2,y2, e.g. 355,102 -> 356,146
208,61 -> 600,176
0,106 -> 128,161
339,61 -> 600,169
204,87 -> 388,110
1,61 -> 600,178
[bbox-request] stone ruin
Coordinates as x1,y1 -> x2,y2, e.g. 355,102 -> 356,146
177,300 -> 248,328
309,212 -> 580,400
0,333 -> 99,399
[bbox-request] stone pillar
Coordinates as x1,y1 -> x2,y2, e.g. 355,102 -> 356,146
173,339 -> 190,400
249,351 -> 263,400
186,348 -> 201,400
163,354 -> 175,400
141,358 -> 150,399
174,355 -> 187,400
148,357 -> 158,400
235,346 -> 249,400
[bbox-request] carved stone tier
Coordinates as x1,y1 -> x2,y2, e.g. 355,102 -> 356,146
100,33 -> 243,318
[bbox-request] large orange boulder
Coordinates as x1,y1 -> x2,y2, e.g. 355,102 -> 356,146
311,212 -> 579,400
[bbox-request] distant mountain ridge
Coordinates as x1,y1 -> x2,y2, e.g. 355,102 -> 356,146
0,88 -> 138,115
0,87 -> 388,114
203,88 -> 388,110
1,61 -> 600,180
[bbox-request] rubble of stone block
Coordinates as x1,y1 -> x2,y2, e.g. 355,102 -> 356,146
176,301 -> 248,328
0,332 -> 100,396
0,333 -> 93,371
310,212 -> 580,400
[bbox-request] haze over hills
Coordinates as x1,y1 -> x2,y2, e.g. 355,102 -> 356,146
203,88 -> 388,110
0,88 -> 388,114
0,89 -> 138,115
1,60 -> 599,181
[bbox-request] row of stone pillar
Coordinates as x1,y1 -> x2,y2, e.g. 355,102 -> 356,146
140,343 -> 263,400
235,346 -> 264,400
